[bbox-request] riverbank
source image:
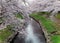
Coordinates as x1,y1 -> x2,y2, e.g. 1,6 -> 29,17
0,25 -> 14,43
30,12 -> 60,43
30,15 -> 49,43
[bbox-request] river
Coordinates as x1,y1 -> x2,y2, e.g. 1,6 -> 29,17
12,17 -> 46,43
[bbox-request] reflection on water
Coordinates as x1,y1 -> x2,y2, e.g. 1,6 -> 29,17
12,19 -> 46,43
12,36 -> 25,43
25,23 -> 41,43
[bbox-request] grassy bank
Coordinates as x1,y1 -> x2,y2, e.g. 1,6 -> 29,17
0,25 -> 13,43
30,12 -> 60,43
30,13 -> 56,33
51,35 -> 60,43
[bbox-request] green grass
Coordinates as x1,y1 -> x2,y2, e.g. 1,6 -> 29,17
30,13 -> 56,33
0,25 -> 13,43
30,12 -> 60,43
51,35 -> 60,43
15,13 -> 23,19
55,13 -> 60,19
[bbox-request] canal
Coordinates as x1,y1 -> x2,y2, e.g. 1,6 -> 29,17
11,18 -> 46,43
